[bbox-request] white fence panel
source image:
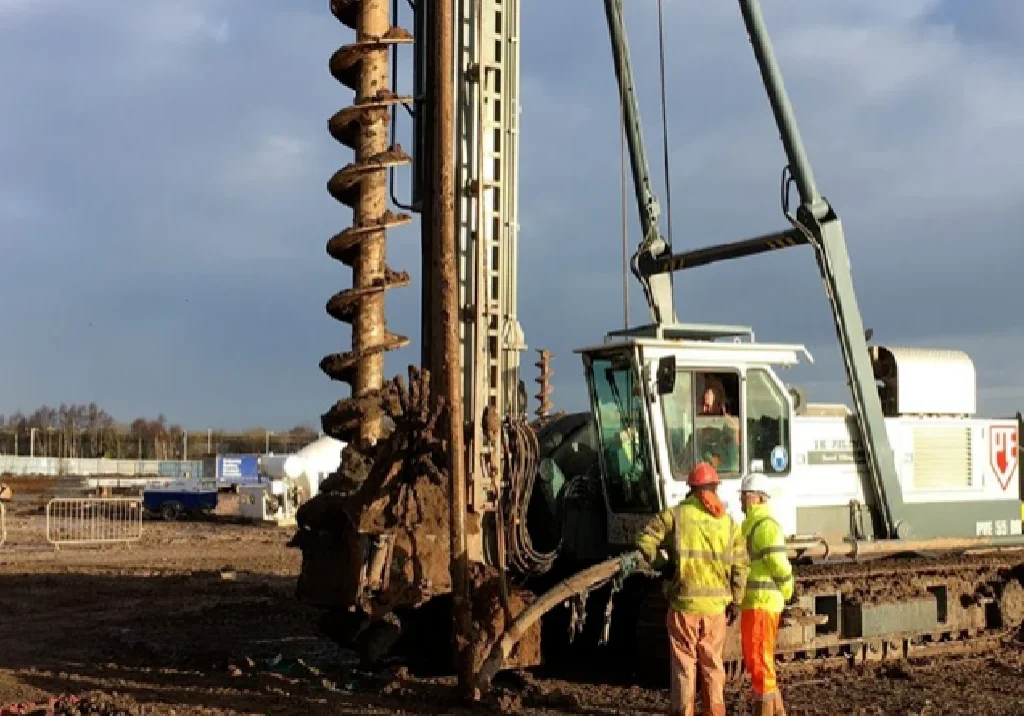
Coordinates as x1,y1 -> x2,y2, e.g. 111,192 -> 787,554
45,497 -> 143,548
1,456 -> 58,475
0,457 -> 203,478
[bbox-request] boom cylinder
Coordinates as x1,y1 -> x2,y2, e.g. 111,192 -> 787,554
790,536 -> 1024,561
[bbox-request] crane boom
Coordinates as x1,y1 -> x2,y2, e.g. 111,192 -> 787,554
622,0 -> 905,536
602,0 -> 676,326
737,0 -> 904,538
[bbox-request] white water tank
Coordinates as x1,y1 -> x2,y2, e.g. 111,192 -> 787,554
259,454 -> 304,480
293,435 -> 345,499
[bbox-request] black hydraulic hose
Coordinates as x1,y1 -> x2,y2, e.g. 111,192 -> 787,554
503,419 -> 556,576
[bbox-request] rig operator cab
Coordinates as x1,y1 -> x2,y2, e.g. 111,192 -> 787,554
589,0 -> 1024,556
572,324 -> 1024,557
578,323 -> 803,545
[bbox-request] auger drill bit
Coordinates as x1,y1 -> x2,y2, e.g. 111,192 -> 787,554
319,0 -> 414,447
534,349 -> 553,420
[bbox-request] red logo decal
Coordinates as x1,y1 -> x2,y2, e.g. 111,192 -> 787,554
989,425 -> 1018,491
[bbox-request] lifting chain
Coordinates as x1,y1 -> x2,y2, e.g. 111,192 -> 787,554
566,591 -> 589,644
599,572 -> 626,647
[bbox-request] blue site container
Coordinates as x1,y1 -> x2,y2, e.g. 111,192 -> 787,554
215,454 -> 259,487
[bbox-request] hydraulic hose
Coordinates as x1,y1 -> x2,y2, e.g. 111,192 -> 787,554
476,550 -> 644,688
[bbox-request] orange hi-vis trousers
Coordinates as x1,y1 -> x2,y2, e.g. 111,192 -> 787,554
741,608 -> 781,701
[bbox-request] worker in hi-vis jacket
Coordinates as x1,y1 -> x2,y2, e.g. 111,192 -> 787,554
636,461 -> 748,716
739,472 -> 794,716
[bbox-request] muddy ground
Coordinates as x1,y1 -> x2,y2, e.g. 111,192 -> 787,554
2,495 -> 1024,715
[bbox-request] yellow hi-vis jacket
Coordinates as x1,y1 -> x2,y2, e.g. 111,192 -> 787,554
740,503 -> 794,613
636,494 -> 748,615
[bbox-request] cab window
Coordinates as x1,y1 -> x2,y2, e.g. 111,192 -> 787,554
588,356 -> 658,513
746,368 -> 791,475
548,418 -> 598,481
662,370 -> 742,479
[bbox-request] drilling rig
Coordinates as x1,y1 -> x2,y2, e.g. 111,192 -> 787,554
292,0 -> 1024,682
293,0 -> 541,671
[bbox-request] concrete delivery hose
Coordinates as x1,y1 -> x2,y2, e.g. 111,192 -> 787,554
476,551 -> 644,689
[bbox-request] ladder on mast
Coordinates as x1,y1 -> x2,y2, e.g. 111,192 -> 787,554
455,0 -> 525,524
416,0 -> 525,559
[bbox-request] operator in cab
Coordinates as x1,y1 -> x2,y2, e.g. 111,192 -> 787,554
699,378 -> 729,416
739,472 -> 795,716
635,462 -> 748,716
691,377 -> 740,474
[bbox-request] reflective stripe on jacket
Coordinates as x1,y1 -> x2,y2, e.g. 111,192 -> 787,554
636,494 -> 749,615
740,503 -> 794,613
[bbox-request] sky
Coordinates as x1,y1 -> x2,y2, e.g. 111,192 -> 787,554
1,0 -> 1022,430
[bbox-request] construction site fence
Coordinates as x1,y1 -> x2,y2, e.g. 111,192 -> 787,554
0,456 -> 203,479
45,497 -> 143,549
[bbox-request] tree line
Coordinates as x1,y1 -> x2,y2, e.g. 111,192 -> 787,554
0,403 -> 319,460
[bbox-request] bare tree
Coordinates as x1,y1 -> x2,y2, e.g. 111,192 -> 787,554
0,402 -> 325,458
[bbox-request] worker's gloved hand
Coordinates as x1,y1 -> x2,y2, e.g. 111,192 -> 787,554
646,549 -> 673,580
725,602 -> 740,626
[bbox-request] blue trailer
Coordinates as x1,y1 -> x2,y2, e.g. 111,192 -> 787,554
142,479 -> 218,520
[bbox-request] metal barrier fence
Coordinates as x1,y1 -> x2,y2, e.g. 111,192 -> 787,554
0,502 -> 6,547
45,497 -> 143,548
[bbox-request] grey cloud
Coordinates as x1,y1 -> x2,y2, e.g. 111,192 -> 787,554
516,0 -> 1024,418
1,0 -> 1022,429
0,0 -> 361,427
924,0 -> 1024,50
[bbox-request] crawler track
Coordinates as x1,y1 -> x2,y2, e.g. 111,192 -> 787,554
633,551 -> 1024,681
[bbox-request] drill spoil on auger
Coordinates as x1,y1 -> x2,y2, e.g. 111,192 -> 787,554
320,0 -> 412,448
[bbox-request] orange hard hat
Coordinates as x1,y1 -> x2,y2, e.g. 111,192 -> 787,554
687,461 -> 719,488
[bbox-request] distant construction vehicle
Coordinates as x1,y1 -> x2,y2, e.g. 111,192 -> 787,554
290,0 -> 1024,683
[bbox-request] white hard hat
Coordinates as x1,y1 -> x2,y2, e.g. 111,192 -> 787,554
740,472 -> 771,496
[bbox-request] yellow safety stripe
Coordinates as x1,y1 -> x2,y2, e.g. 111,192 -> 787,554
669,502 -> 737,603
677,585 -> 734,598
745,516 -> 778,556
677,549 -> 736,563
678,515 -> 737,565
746,570 -> 792,589
746,517 -> 791,560
672,505 -> 737,557
749,544 -> 787,560
745,515 -> 792,593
